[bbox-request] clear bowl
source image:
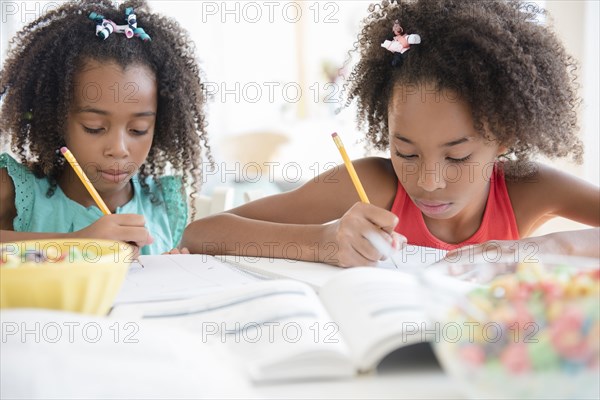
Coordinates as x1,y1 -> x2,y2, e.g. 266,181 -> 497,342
420,255 -> 600,400
1,239 -> 133,315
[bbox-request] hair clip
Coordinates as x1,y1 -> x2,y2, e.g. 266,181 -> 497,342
381,20 -> 421,66
88,8 -> 151,42
124,7 -> 151,41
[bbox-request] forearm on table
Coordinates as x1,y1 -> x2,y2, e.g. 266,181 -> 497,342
181,213 -> 334,262
535,228 -> 600,258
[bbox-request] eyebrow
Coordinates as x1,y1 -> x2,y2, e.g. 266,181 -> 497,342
75,107 -> 156,117
394,134 -> 471,147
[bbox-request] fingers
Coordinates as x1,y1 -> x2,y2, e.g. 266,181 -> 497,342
131,245 -> 140,260
355,234 -> 388,263
109,214 -> 147,227
339,231 -> 397,267
115,226 -> 153,248
391,232 -> 407,251
370,231 -> 407,261
363,230 -> 396,261
353,203 -> 399,233
336,203 -> 404,267
97,215 -> 153,248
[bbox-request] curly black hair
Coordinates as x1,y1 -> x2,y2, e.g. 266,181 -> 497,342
346,0 -> 582,177
0,0 -> 210,216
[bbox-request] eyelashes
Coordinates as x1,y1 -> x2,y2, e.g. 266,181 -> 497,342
446,155 -> 472,163
131,130 -> 149,136
394,151 -> 416,160
83,126 -> 104,134
394,150 -> 472,163
82,126 -> 149,136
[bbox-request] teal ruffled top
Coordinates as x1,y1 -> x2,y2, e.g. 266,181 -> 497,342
0,153 -> 187,255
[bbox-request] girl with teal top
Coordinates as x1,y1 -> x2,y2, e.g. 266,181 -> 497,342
0,0 -> 209,255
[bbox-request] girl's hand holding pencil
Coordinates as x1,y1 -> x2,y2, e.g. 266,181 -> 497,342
71,214 -> 154,256
322,202 -> 406,267
61,147 -> 153,256
329,133 -> 407,267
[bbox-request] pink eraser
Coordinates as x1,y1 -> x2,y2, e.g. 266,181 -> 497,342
60,147 -> 68,154
331,132 -> 338,138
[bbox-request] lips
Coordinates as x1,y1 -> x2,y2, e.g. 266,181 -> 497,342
99,168 -> 130,183
417,200 -> 449,207
414,199 -> 452,215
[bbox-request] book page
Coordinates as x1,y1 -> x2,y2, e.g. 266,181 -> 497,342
114,255 -> 263,305
112,280 -> 355,382
318,267 -> 428,372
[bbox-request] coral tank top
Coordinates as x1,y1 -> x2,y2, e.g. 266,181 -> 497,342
391,164 -> 520,250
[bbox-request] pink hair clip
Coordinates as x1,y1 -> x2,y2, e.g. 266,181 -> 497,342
381,20 -> 421,66
88,8 -> 150,41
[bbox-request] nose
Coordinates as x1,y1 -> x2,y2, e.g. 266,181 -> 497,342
104,129 -> 129,159
416,161 -> 446,192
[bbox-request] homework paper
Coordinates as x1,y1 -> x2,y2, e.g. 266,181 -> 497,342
113,255 -> 263,305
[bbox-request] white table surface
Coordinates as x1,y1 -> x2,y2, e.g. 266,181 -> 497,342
251,344 -> 462,399
1,309 -> 462,399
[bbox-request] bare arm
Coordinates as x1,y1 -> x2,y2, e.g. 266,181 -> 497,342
2,168 -> 70,242
0,168 -> 152,248
0,168 -> 17,232
508,163 -> 600,236
181,158 -> 400,266
446,227 -> 599,263
450,163 -> 600,262
535,228 -> 600,258
182,212 -> 336,262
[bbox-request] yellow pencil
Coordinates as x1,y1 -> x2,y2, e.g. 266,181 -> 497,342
331,132 -> 370,203
60,147 -> 112,215
331,133 -> 399,268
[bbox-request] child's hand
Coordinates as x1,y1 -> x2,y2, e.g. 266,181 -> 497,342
162,247 -> 190,255
72,214 -> 154,249
324,202 -> 403,268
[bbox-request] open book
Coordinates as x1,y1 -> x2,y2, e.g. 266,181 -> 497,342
112,263 -> 434,382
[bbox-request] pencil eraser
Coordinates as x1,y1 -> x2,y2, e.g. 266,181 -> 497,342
331,132 -> 338,138
60,147 -> 67,154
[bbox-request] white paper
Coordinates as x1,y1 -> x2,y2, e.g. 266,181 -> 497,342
113,254 -> 263,305
224,245 -> 447,290
378,245 -> 447,272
